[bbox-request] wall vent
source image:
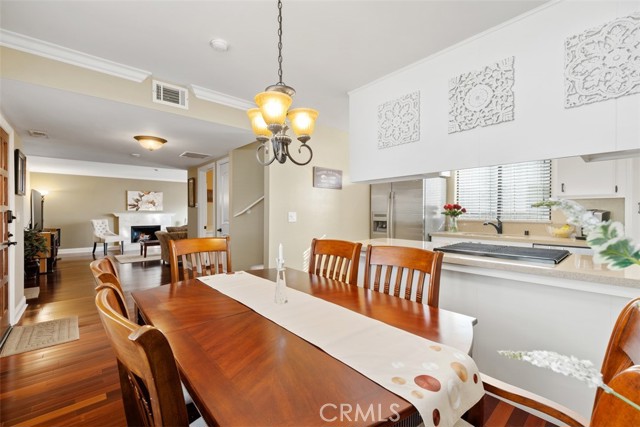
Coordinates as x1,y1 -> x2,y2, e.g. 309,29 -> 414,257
28,129 -> 49,138
153,80 -> 188,109
179,151 -> 211,159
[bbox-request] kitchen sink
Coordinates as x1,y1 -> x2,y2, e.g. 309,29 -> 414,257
434,242 -> 570,264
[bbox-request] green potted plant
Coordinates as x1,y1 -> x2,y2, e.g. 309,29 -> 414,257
24,227 -> 47,278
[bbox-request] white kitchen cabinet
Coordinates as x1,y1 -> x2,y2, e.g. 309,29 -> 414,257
553,157 -> 625,198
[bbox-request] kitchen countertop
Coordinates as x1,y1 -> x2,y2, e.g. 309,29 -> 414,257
429,231 -> 591,247
358,238 -> 640,289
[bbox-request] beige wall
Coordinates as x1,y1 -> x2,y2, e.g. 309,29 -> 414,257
229,141 -> 264,270
265,126 -> 370,270
30,172 -> 187,249
1,47 -> 248,131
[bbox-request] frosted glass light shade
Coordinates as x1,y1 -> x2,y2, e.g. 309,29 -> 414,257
247,108 -> 271,138
255,91 -> 292,126
287,108 -> 318,138
134,135 -> 167,151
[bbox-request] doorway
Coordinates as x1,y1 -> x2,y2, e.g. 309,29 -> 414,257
216,158 -> 229,237
1,127 -> 12,343
197,157 -> 229,238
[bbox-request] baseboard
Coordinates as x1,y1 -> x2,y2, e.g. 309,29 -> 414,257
12,296 -> 27,324
58,247 -> 95,255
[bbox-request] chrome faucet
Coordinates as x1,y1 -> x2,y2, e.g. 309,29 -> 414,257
483,218 -> 503,234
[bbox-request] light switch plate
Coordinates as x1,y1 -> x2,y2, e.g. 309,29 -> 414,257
288,211 -> 297,223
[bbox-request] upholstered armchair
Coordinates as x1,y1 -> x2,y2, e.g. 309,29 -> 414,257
155,226 -> 188,264
90,219 -> 124,255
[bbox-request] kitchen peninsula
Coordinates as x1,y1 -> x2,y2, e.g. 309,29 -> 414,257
357,237 -> 640,420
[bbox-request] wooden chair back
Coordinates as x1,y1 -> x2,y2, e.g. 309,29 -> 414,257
169,236 -> 232,284
89,257 -> 119,280
95,282 -> 129,320
476,298 -> 640,426
308,238 -> 362,285
363,245 -> 444,307
95,287 -> 189,427
591,297 -> 640,424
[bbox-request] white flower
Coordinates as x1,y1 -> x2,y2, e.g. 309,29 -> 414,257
498,350 -> 603,388
500,349 -> 640,412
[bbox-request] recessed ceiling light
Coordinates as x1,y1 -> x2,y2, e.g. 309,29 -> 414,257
130,153 -> 141,157
209,38 -> 229,52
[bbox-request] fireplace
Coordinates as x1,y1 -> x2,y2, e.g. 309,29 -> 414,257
131,225 -> 161,243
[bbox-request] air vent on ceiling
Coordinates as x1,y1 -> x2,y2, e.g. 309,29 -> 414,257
179,151 -> 211,159
152,80 -> 188,109
28,130 -> 49,138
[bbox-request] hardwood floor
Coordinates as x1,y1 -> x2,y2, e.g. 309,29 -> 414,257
1,253 -> 557,427
0,252 -> 169,427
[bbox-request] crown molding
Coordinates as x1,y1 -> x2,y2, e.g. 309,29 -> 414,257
0,29 -> 152,83
189,84 -> 253,110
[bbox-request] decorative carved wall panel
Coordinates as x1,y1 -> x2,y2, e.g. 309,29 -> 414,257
448,57 -> 515,134
565,13 -> 640,108
377,91 -> 420,149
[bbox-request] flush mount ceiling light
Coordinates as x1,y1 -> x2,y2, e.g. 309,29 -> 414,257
134,135 -> 167,151
209,38 -> 229,52
247,0 -> 318,166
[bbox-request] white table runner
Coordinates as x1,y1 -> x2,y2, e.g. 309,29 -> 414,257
198,271 -> 483,427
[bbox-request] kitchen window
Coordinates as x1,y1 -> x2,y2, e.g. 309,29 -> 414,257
455,160 -> 552,221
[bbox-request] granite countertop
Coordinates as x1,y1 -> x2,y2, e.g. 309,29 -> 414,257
358,238 -> 640,288
429,231 -> 591,247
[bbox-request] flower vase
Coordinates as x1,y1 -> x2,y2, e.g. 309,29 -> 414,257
448,216 -> 459,232
274,258 -> 288,304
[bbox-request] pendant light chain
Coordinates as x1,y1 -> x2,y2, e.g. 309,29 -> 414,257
249,0 -> 317,167
277,0 -> 284,85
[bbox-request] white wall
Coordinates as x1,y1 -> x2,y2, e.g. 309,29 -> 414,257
349,1 -> 640,183
265,126 -> 370,270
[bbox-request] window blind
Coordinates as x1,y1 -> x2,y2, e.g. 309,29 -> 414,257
455,160 -> 552,221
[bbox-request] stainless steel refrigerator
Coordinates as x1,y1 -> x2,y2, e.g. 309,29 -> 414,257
370,178 -> 446,241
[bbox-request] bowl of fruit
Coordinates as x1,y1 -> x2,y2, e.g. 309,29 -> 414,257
546,223 -> 574,238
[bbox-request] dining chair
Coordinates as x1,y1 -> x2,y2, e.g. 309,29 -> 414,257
308,238 -> 362,285
169,236 -> 232,284
95,287 -> 205,427
89,257 -> 119,280
363,245 -> 444,307
465,297 -> 640,426
90,219 -> 125,255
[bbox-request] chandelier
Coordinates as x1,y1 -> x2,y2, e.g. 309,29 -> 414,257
247,0 -> 318,166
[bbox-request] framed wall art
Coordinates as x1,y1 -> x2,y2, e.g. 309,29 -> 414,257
127,190 -> 163,211
188,178 -> 196,207
14,149 -> 26,196
313,167 -> 342,190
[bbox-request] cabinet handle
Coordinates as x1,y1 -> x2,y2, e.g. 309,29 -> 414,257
615,185 -> 618,193
561,183 -> 565,193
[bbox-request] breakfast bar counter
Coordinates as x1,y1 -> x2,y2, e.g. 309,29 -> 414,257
359,238 -> 640,292
356,237 -> 639,419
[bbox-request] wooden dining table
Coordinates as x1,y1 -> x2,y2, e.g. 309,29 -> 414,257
131,268 -> 477,427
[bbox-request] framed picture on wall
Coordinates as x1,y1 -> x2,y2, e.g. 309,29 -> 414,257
313,166 -> 343,190
14,149 -> 26,196
188,177 -> 196,207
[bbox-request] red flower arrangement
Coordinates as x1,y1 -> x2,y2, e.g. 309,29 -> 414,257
442,203 -> 467,217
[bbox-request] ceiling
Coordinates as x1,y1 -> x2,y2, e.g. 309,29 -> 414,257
0,0 -> 547,171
